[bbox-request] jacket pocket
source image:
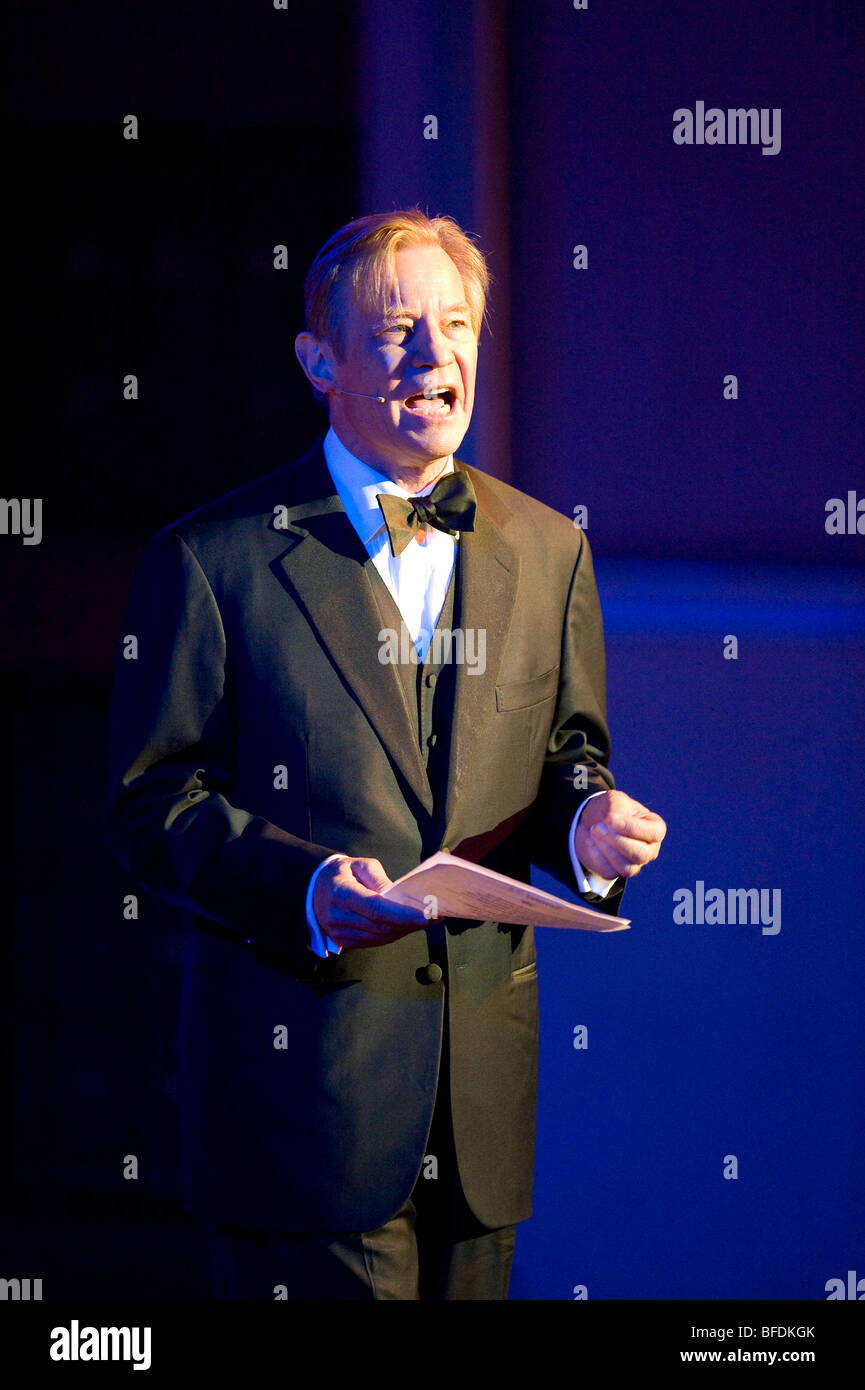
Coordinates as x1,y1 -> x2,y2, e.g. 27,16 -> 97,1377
495,665 -> 560,712
511,960 -> 539,982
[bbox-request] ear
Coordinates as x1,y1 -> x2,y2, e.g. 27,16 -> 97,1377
294,332 -> 337,398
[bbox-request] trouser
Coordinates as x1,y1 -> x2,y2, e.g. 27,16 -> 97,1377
206,1182 -> 516,1301
206,967 -> 518,1300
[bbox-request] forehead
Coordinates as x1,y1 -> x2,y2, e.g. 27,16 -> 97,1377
348,242 -> 468,323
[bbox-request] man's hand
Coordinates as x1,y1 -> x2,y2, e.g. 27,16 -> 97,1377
574,789 -> 666,883
313,856 -> 429,950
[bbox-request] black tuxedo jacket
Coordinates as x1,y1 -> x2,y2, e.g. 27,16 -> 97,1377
106,437 -> 625,1234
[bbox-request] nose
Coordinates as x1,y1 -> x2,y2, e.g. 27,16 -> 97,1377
410,318 -> 453,368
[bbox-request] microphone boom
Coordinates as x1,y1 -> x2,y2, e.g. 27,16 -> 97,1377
335,388 -> 387,403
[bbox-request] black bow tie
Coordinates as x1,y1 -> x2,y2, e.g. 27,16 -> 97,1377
376,471 -> 477,558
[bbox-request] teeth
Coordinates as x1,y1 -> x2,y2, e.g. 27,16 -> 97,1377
405,389 -> 451,415
407,389 -> 451,404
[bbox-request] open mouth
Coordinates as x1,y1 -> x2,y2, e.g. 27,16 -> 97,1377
402,386 -> 458,418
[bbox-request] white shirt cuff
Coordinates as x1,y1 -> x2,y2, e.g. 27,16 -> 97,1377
305,853 -> 348,958
569,792 -> 619,898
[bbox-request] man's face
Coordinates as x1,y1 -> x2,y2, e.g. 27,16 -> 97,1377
327,242 -> 478,479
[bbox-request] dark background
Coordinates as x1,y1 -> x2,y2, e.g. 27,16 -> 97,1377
2,0 -> 863,1299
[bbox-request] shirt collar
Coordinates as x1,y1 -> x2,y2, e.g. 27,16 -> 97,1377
323,426 -> 455,549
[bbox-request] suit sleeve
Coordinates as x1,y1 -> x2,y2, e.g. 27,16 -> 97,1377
524,526 -> 626,917
105,529 -> 338,969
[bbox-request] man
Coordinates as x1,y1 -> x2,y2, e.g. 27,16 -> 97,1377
106,209 -> 665,1301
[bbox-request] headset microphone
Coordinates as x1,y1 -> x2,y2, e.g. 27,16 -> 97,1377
335,388 -> 387,404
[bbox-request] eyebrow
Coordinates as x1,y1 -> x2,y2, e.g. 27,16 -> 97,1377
378,303 -> 471,322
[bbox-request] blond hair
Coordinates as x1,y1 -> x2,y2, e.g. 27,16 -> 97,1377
303,208 -> 490,358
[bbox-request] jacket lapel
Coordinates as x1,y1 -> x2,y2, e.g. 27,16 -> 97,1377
440,464 -> 520,847
272,441 -> 434,815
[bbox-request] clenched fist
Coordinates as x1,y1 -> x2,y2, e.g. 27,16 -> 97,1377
573,789 -> 666,883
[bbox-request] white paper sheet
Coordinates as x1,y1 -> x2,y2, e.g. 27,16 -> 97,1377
381,852 -> 630,932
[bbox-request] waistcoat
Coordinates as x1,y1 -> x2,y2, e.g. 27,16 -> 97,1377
367,551 -> 460,853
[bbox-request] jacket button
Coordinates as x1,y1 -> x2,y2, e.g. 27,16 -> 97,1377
417,962 -> 443,985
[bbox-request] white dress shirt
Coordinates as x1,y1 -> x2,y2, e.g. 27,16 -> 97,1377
305,427 -> 616,957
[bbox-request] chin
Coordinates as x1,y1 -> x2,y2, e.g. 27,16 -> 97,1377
403,420 -> 467,456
